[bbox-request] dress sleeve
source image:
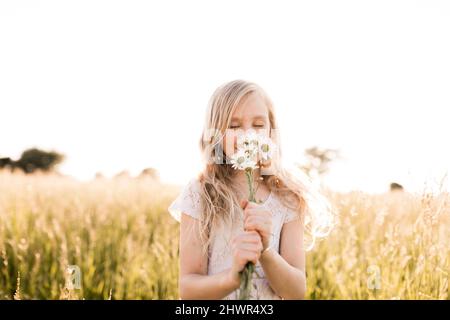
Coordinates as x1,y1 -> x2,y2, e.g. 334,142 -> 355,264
283,208 -> 302,224
168,178 -> 204,222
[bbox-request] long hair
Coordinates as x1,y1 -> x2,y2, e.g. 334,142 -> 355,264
195,79 -> 336,257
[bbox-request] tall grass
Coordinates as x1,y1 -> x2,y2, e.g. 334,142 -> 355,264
0,170 -> 180,299
0,170 -> 448,299
307,187 -> 449,299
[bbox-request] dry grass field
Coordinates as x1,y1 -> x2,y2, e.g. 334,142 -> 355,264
0,170 -> 448,299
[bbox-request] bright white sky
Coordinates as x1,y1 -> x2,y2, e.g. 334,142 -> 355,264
1,0 -> 449,194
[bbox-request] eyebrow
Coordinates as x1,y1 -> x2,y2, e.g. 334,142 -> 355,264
230,115 -> 267,122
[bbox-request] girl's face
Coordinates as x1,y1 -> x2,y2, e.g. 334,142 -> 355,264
223,92 -> 271,159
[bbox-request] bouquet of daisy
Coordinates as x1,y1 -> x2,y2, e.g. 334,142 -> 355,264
229,129 -> 276,300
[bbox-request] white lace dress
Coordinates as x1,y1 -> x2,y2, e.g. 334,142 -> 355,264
168,178 -> 301,300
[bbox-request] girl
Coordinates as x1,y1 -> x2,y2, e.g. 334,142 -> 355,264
168,79 -> 335,300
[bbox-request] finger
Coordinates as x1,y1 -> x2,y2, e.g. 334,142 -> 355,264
245,226 -> 265,237
245,208 -> 268,218
247,216 -> 271,229
238,243 -> 262,252
245,215 -> 264,224
260,158 -> 271,168
244,216 -> 265,229
244,213 -> 267,224
244,220 -> 259,232
248,230 -> 262,243
243,208 -> 257,221
234,231 -> 259,243
240,234 -> 262,244
243,230 -> 262,240
232,235 -> 250,246
244,201 -> 260,210
244,224 -> 270,242
240,250 -> 259,264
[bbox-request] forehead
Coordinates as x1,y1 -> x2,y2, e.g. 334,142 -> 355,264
231,93 -> 269,121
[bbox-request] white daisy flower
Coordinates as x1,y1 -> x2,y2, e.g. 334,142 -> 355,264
230,149 -> 257,171
237,129 -> 259,151
257,134 -> 276,161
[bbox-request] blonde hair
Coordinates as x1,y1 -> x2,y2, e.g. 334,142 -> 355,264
195,79 -> 336,257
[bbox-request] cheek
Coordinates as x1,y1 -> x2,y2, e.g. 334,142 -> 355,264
223,131 -> 237,156
256,127 -> 271,138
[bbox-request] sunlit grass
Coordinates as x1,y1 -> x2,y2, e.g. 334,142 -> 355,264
307,187 -> 449,299
0,170 -> 180,299
0,170 -> 448,299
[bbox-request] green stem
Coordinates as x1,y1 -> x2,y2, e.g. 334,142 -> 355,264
245,169 -> 256,203
238,169 -> 256,300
